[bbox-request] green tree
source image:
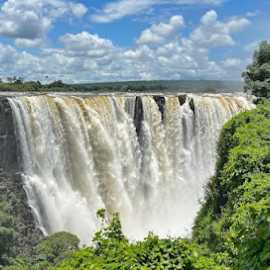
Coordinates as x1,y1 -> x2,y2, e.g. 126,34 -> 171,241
33,232 -> 80,266
243,41 -> 270,97
2,232 -> 79,270
48,80 -> 65,88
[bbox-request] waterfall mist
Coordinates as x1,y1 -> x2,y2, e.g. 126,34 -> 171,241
8,93 -> 254,244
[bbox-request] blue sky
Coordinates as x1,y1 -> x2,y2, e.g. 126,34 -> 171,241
0,0 -> 269,83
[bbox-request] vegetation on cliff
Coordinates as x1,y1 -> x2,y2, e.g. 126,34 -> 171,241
243,41 -> 270,98
0,79 -> 76,92
3,212 -> 225,270
193,100 -> 270,269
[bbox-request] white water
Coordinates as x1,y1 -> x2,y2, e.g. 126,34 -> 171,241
8,93 -> 254,244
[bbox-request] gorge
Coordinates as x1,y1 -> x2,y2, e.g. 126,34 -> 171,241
0,93 -> 254,245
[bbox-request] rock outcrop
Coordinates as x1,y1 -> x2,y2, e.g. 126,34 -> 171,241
0,97 -> 42,256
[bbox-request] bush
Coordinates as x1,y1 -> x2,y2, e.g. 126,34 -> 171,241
53,210 -> 224,270
33,232 -> 80,265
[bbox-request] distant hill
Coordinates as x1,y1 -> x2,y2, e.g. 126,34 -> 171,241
76,80 -> 244,93
0,80 -> 244,93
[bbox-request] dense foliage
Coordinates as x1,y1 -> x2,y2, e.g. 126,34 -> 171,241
243,41 -> 270,98
193,100 -> 270,269
48,213 -> 224,270
3,212 -> 224,269
3,232 -> 79,270
0,80 -> 77,92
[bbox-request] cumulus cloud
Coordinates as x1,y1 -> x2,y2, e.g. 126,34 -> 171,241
91,0 -> 224,23
246,11 -> 260,18
0,43 -> 42,79
222,58 -> 242,68
15,38 -> 43,48
60,32 -> 115,57
0,10 -> 251,82
244,41 -> 260,52
69,3 -> 88,17
0,0 -> 88,47
191,10 -> 250,47
137,15 -> 184,45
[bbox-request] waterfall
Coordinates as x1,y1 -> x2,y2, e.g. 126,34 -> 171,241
8,93 -> 254,244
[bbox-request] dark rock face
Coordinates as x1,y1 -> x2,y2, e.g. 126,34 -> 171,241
0,174 -> 43,256
0,97 -> 42,256
178,95 -> 187,106
134,95 -> 190,137
134,97 -> 144,137
153,96 -> 166,121
189,98 -> 195,113
0,98 -> 20,174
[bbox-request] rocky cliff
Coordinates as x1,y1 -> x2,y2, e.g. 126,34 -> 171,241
0,97 -> 42,256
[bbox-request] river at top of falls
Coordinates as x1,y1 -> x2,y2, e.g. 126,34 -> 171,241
8,93 -> 254,244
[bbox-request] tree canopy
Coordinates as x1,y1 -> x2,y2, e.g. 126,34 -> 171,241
243,41 -> 270,97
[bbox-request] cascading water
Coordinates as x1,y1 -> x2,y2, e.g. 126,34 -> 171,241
8,93 -> 254,244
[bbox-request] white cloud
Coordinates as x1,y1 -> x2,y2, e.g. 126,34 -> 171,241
0,0 -> 88,47
50,12 -> 250,81
201,9 -> 218,24
244,41 -> 260,52
226,18 -> 250,32
0,10 -> 251,82
0,43 -> 18,66
69,3 -> 88,17
191,10 -> 250,47
137,15 -> 184,45
60,31 -> 115,57
91,0 -> 224,23
222,58 -> 241,68
15,38 -> 43,48
246,11 -> 260,18
0,43 -> 43,79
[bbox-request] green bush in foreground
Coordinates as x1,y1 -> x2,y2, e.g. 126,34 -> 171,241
53,212 -> 224,270
4,212 -> 224,270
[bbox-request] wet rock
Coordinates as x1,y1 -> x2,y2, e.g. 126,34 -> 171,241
134,96 -> 144,137
178,95 -> 187,106
0,97 -> 43,256
153,96 -> 166,121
